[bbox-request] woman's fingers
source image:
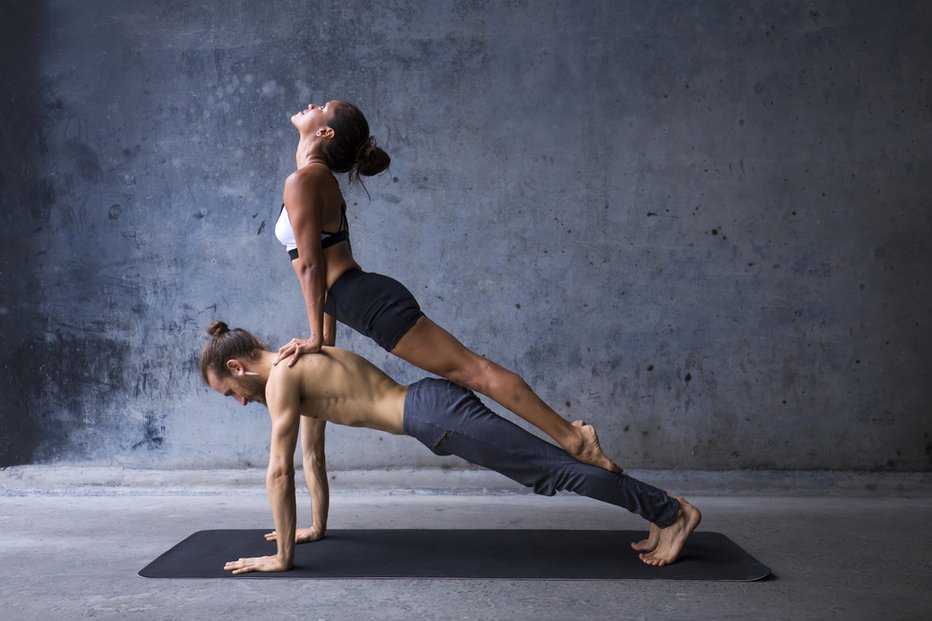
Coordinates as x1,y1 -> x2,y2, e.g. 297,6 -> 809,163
274,341 -> 300,365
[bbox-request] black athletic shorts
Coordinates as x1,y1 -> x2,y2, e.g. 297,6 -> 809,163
324,269 -> 425,351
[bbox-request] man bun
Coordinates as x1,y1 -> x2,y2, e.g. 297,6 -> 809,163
199,321 -> 265,383
207,320 -> 229,337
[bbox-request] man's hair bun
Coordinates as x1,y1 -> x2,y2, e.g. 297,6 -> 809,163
207,320 -> 229,337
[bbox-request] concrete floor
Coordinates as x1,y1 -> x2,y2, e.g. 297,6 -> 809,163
1,467 -> 930,621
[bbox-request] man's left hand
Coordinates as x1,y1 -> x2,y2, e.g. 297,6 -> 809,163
223,554 -> 291,574
264,525 -> 324,544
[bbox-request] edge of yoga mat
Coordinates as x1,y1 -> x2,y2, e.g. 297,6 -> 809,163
139,529 -> 771,581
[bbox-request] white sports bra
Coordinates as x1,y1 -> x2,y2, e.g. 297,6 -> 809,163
274,205 -> 298,253
275,203 -> 350,261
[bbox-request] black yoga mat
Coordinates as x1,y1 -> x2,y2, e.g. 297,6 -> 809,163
139,529 -> 770,581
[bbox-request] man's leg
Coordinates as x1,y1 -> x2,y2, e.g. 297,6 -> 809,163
403,378 -> 701,565
404,378 -> 680,527
637,495 -> 702,566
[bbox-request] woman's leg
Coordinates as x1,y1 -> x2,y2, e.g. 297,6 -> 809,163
391,316 -> 622,472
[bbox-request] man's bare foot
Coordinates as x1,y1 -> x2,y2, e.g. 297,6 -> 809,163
568,420 -> 622,473
639,496 -> 702,567
631,523 -> 660,553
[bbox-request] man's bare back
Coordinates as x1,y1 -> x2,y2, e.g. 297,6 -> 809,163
267,347 -> 407,434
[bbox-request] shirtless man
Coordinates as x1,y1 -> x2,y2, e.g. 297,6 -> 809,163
199,321 -> 701,574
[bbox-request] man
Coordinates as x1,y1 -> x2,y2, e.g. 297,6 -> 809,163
199,321 -> 701,574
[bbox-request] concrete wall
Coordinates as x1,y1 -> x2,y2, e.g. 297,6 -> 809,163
1,0 -> 930,470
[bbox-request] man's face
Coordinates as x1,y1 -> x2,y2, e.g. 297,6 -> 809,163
207,367 -> 266,406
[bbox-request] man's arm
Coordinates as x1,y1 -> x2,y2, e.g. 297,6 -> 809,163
302,313 -> 332,539
302,417 -> 329,539
224,383 -> 300,574
265,406 -> 299,564
265,417 -> 329,544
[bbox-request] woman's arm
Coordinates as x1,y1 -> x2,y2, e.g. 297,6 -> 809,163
278,168 -> 330,366
322,311 -> 337,347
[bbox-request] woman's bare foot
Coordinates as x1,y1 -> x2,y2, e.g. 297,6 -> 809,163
631,523 -> 660,553
567,420 -> 623,473
639,496 -> 702,566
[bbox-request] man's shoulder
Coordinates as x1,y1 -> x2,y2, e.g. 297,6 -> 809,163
266,362 -> 303,410
266,350 -> 339,403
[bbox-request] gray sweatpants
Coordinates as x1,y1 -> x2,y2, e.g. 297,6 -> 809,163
402,378 -> 680,527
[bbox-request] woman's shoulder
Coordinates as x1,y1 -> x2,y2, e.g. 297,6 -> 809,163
285,165 -> 338,203
286,161 -> 333,186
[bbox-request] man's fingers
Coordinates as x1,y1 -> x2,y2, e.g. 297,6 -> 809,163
225,558 -> 254,573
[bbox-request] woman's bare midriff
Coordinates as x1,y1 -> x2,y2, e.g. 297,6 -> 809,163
324,243 -> 361,287
290,242 -> 361,288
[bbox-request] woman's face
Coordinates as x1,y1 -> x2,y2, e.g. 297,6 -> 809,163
291,101 -> 337,136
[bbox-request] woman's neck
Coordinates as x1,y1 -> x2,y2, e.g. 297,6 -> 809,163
295,137 -> 328,169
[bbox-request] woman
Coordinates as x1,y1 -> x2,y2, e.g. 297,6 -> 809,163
274,100 -> 620,474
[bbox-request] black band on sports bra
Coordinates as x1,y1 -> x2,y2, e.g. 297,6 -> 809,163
321,230 -> 349,249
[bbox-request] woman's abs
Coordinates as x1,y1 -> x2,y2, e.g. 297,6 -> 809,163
291,244 -> 361,289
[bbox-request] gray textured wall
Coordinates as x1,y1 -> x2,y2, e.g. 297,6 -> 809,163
1,0 -> 930,470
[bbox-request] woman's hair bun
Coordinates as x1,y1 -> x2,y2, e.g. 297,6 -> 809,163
207,320 -> 229,337
356,136 -> 391,177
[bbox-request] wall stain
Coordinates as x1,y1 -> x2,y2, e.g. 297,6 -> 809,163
132,411 -> 165,450
29,331 -> 130,462
62,140 -> 102,182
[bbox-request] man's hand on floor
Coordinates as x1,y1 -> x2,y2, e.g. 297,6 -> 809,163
264,526 -> 324,544
223,554 -> 291,574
